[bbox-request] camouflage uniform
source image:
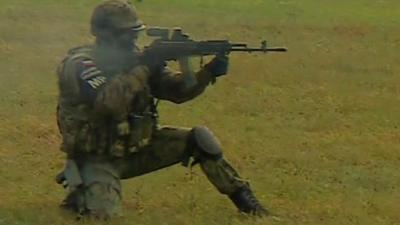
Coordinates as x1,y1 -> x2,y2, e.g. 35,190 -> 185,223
56,0 -> 267,219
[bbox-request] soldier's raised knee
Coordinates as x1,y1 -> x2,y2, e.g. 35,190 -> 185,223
188,126 -> 223,161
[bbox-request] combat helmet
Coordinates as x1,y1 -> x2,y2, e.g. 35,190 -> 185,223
91,0 -> 145,37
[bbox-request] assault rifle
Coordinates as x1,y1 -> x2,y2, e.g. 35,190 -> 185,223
140,27 -> 287,65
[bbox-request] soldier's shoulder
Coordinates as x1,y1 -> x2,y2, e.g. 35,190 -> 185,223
66,45 -> 95,61
57,45 -> 95,77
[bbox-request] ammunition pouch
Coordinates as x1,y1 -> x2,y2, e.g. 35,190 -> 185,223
127,112 -> 154,150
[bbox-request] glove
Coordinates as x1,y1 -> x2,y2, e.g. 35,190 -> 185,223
55,171 -> 68,188
55,160 -> 83,191
204,54 -> 229,77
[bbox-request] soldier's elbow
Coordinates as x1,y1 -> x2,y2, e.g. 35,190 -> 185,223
170,91 -> 198,104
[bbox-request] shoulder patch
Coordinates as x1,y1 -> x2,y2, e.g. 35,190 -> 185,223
87,76 -> 107,89
74,57 -> 108,90
80,59 -> 103,80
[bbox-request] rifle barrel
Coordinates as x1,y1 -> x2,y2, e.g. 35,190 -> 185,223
231,47 -> 287,52
231,43 -> 247,47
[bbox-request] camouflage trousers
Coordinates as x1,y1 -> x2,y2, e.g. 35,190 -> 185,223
61,126 -> 247,218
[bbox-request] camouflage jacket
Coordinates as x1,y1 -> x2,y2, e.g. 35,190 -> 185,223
57,44 -> 214,157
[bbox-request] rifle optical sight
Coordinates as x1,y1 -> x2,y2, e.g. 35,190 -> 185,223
146,27 -> 169,40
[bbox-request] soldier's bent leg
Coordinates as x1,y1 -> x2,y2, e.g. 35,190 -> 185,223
115,126 -> 192,179
60,157 -> 122,219
187,126 -> 269,216
114,125 -> 244,193
113,126 -> 267,215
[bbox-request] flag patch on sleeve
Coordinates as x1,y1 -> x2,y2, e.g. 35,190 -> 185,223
80,59 -> 103,80
78,59 -> 107,89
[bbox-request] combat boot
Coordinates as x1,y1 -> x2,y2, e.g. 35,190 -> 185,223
229,185 -> 269,216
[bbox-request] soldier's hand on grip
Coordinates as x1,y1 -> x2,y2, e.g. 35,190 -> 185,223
204,54 -> 229,77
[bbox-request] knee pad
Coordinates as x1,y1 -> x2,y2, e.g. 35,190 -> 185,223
188,126 -> 223,162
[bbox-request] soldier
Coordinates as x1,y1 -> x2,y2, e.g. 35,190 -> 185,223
56,0 -> 268,219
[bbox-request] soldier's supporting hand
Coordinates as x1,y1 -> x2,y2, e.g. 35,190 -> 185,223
204,55 -> 229,77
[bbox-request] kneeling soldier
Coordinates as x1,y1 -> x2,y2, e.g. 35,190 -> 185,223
56,0 -> 268,219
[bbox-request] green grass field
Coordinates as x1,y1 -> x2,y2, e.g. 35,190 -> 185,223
0,0 -> 400,224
